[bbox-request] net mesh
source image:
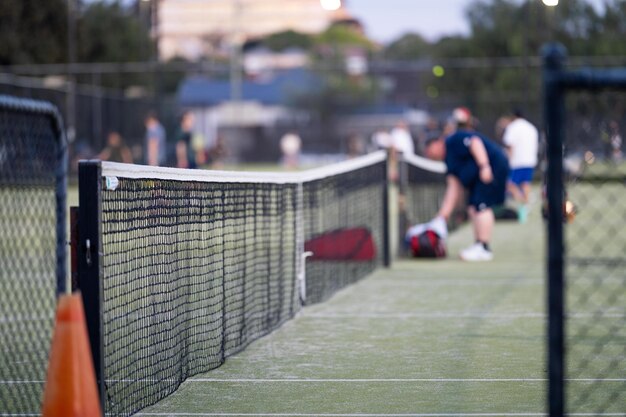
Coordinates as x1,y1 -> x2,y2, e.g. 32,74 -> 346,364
100,179 -> 298,415
401,155 -> 446,226
0,97 -> 65,414
562,90 -> 626,414
302,162 -> 386,304
397,154 -> 450,255
86,152 -> 387,416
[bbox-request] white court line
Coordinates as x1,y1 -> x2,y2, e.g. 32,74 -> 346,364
3,413 -> 626,417
2,312 -> 622,324
2,378 -> 626,385
186,378 -> 626,383
304,313 -> 546,319
303,313 -> 625,319
133,413 -> 626,417
0,415 -> 41,417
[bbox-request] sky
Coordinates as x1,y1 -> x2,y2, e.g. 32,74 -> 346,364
346,0 -> 607,43
348,0 -> 473,43
112,0 -> 608,44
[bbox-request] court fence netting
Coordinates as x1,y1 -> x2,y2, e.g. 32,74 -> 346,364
0,96 -> 67,413
544,44 -> 626,417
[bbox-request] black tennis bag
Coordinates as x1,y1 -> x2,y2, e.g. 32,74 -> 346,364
409,229 -> 447,258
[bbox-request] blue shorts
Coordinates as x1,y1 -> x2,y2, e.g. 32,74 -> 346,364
468,160 -> 510,211
509,167 -> 534,186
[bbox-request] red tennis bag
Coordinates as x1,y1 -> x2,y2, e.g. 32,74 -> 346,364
304,227 -> 376,261
409,229 -> 446,258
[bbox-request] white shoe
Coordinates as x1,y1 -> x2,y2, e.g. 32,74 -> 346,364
460,243 -> 494,262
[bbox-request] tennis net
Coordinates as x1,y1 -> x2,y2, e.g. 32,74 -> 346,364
398,153 -> 448,251
77,151 -> 388,416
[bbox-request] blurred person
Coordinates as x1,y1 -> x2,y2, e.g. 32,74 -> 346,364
346,134 -> 365,158
495,114 -> 514,142
425,107 -> 510,262
280,131 -> 302,169
97,131 -> 133,164
208,135 -> 228,169
192,130 -> 207,166
503,109 -> 539,223
418,117 -> 442,155
390,120 -> 414,155
175,111 -> 197,169
70,141 -> 95,175
609,120 -> 623,163
371,129 -> 392,151
144,111 -> 166,166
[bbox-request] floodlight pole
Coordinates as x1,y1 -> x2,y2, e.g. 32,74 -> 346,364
66,0 -> 78,144
230,0 -> 243,104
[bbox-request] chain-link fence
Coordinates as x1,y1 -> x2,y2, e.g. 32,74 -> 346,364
0,95 -> 67,414
543,45 -> 626,417
0,73 -> 176,176
3,57 -> 626,177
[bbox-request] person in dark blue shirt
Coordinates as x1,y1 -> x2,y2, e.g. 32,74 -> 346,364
425,107 -> 510,261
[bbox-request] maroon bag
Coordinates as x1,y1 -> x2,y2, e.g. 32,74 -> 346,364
305,227 -> 376,261
410,230 -> 446,258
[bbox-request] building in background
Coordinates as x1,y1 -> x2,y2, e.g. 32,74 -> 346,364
158,0 -> 355,61
177,68 -> 319,162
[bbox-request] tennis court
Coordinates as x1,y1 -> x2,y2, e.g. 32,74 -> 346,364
2,93 -> 624,417
135,204 -> 557,416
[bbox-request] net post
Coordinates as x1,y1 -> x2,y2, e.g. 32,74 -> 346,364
543,43 -> 566,417
70,206 -> 79,292
77,160 -> 106,412
396,155 -> 409,257
54,115 -> 68,296
295,182 -> 307,304
382,150 -> 391,268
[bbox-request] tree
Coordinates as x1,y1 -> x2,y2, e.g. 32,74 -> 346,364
72,1 -> 154,89
0,0 -> 68,65
78,1 -> 152,63
315,24 -> 376,52
291,24 -> 379,143
383,33 -> 431,60
311,24 -> 379,109
595,0 -> 626,56
263,30 -> 313,52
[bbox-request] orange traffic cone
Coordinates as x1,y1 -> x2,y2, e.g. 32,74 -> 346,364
42,292 -> 102,417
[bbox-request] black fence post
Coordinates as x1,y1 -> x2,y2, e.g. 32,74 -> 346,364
77,161 -> 106,412
53,111 -> 68,296
543,43 -> 566,417
383,151 -> 391,267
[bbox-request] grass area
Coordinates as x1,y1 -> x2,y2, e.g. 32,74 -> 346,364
563,182 -> 626,414
138,204 -> 550,416
3,178 -> 624,416
139,197 -> 624,416
0,186 -> 58,414
579,160 -> 626,180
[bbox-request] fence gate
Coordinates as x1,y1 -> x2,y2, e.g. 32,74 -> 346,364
0,96 -> 67,414
544,45 -> 626,417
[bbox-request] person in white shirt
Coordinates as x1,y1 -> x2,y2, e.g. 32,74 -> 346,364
280,131 -> 302,169
502,110 -> 539,223
390,121 -> 415,156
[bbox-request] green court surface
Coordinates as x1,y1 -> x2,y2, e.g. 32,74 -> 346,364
137,205 -> 558,417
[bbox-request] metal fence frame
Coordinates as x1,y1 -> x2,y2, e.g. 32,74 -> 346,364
0,95 -> 68,413
0,94 -> 68,293
543,44 -> 626,417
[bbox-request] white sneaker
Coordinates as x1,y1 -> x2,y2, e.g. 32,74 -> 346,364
460,243 -> 494,262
